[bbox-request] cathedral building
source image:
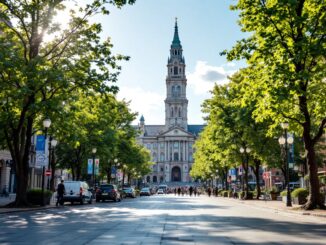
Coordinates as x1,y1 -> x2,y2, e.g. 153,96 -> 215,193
137,20 -> 204,185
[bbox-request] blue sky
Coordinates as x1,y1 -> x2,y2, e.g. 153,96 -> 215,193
97,0 -> 245,125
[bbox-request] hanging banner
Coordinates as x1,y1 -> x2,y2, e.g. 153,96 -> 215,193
36,135 -> 47,167
87,159 -> 93,175
95,159 -> 100,175
87,159 -> 100,175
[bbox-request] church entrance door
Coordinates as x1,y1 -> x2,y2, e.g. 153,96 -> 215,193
171,166 -> 181,182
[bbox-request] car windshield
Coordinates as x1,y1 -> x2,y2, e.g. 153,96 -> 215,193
141,188 -> 149,191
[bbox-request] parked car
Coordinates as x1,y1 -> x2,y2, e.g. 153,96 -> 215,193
140,187 -> 151,196
96,184 -> 121,202
62,181 -> 92,205
158,184 -> 168,193
123,187 -> 136,198
157,188 -> 164,195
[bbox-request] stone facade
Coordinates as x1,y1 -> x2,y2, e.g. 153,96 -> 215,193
136,21 -> 204,185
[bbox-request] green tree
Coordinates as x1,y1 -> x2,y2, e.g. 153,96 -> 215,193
225,0 -> 325,209
0,0 -> 135,207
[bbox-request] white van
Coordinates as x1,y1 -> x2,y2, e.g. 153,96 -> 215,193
62,181 -> 92,205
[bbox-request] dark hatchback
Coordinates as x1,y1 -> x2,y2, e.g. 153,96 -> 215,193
96,184 -> 121,202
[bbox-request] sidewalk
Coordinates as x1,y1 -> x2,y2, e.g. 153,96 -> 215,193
219,196 -> 326,219
0,194 -> 57,214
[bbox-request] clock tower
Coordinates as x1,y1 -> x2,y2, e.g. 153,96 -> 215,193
164,19 -> 188,130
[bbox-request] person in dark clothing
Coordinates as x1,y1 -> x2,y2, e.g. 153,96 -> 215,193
207,187 -> 212,197
177,187 -> 181,196
189,186 -> 193,196
56,180 -> 65,206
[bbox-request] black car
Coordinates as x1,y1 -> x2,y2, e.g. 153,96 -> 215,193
96,184 -> 121,202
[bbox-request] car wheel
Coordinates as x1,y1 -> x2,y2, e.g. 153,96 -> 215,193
88,198 -> 92,204
80,198 -> 84,205
96,198 -> 100,202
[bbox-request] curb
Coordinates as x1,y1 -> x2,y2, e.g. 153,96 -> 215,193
220,197 -> 326,219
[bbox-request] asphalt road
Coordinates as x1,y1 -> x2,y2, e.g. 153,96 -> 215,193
0,195 -> 325,245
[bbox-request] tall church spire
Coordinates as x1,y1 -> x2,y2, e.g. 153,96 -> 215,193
171,18 -> 181,48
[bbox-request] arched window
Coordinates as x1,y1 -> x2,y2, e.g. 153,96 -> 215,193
160,176 -> 164,183
174,66 -> 178,75
176,86 -> 181,97
146,176 -> 151,183
178,107 -> 181,117
170,107 -> 174,117
172,86 -> 177,97
153,176 -> 157,183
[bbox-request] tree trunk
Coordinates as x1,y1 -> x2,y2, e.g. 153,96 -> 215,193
280,166 -> 286,188
302,143 -> 324,210
107,167 -> 112,184
223,167 -> 229,190
243,153 -> 250,199
9,115 -> 34,207
76,160 -> 82,181
253,158 -> 261,199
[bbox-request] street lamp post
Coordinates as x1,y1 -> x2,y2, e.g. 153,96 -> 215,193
278,122 -> 294,207
240,146 -> 251,199
42,118 -> 51,206
47,137 -> 57,190
114,158 -> 118,184
92,148 -> 97,187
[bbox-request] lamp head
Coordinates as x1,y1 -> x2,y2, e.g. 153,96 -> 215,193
278,136 -> 286,145
240,147 -> 245,153
43,118 -> 51,128
287,136 -> 294,144
51,139 -> 58,147
92,148 -> 97,154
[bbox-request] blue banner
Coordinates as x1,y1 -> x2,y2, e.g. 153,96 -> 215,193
35,135 -> 46,167
87,159 -> 93,175
36,135 -> 45,151
229,168 -> 237,176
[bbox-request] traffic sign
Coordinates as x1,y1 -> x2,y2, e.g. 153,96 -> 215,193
45,170 -> 51,176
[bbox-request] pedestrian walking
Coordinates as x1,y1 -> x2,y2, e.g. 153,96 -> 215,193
177,187 -> 181,196
207,187 -> 212,197
189,186 -> 193,196
174,188 -> 177,196
194,187 -> 197,197
56,180 -> 65,206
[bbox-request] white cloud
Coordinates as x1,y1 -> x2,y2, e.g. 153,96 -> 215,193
187,61 -> 236,95
117,86 -> 165,124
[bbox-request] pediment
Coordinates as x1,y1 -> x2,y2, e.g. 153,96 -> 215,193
159,126 -> 193,137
